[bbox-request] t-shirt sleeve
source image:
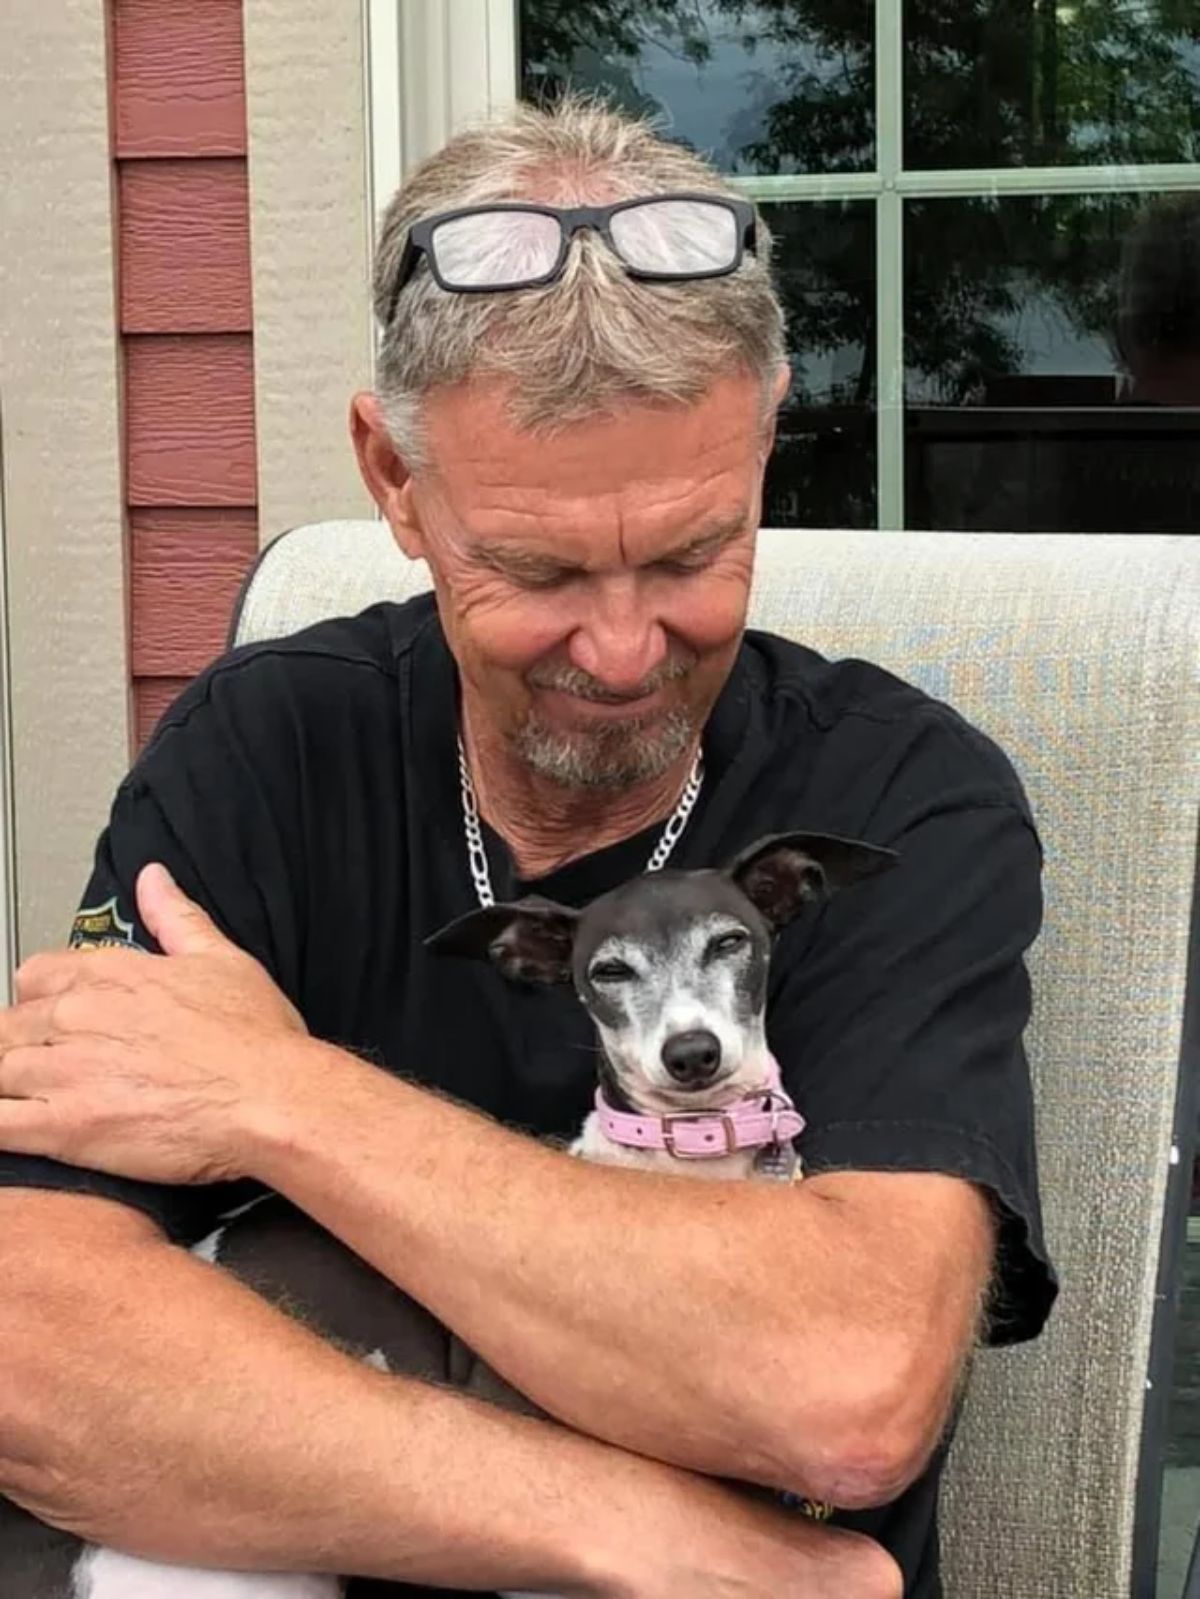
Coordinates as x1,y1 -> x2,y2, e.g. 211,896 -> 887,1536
0,671 -> 299,1245
773,736 -> 1057,1346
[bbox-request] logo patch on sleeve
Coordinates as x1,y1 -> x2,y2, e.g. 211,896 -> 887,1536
69,897 -> 145,952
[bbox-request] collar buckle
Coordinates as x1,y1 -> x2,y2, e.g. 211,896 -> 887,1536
661,1110 -> 739,1158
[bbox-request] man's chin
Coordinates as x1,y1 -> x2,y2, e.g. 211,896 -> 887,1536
512,710 -> 695,790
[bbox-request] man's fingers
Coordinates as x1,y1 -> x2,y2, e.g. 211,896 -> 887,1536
0,998 -> 58,1053
0,1078 -> 82,1157
0,1042 -> 77,1098
16,948 -> 141,1002
0,1095 -> 56,1152
16,951 -> 82,1002
0,1080 -> 52,1132
136,863 -> 231,959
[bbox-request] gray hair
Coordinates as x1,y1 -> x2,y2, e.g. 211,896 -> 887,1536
372,95 -> 787,466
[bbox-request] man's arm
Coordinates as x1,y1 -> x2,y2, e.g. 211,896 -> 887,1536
251,1049 -> 995,1511
0,1188 -> 901,1598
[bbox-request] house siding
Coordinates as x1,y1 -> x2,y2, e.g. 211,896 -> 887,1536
113,0 -> 258,748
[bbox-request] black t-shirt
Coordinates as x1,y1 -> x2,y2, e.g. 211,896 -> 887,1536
0,593 -> 1057,1597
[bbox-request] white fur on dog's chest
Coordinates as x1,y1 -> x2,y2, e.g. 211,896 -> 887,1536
72,1546 -> 341,1599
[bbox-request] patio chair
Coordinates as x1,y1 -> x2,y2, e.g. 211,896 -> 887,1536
230,520 -> 1200,1599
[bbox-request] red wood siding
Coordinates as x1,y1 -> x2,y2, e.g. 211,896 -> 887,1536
112,0 -> 257,751
131,510 -> 258,676
113,0 -> 246,159
120,161 -> 252,332
125,336 -> 257,505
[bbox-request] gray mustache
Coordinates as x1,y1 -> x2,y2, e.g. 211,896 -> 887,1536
528,656 -> 695,703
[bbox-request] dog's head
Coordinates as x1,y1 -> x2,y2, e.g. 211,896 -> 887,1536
427,832 -> 896,1112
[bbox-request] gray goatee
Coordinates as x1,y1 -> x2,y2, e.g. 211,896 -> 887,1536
515,659 -> 696,791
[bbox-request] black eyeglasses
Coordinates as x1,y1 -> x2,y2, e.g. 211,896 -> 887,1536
385,192 -> 758,322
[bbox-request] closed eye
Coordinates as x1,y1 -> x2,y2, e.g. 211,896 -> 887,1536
472,547 -> 579,590
653,520 -> 745,577
516,567 -> 576,591
654,550 -> 718,577
499,563 -> 576,591
705,929 -> 749,960
589,958 -> 638,984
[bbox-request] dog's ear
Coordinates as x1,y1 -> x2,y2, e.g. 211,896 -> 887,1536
727,831 -> 898,930
424,896 -> 580,985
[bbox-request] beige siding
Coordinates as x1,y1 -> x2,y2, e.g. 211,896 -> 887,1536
243,0 -> 376,546
0,0 -> 130,959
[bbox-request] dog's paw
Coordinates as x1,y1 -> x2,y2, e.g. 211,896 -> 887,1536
73,1545 -> 342,1599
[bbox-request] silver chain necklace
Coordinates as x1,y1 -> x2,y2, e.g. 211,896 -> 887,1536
457,736 -> 703,909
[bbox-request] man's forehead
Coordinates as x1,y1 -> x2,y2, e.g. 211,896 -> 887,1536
422,377 -> 764,496
418,378 -> 761,560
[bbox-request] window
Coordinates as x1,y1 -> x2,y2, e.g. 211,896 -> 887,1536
518,0 -> 1200,535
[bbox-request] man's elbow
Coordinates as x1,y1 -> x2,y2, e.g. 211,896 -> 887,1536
800,1426 -> 937,1513
762,1352 -> 954,1512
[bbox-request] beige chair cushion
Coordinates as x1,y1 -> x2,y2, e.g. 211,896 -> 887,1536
234,521 -> 1200,1599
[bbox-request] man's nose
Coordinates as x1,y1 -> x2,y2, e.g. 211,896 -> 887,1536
567,577 -> 669,693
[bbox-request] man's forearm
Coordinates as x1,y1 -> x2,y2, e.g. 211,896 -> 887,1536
0,1218 -> 665,1591
252,1051 -> 809,1488
251,1044 -> 987,1503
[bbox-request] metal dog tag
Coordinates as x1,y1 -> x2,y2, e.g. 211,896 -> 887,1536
753,1140 -> 800,1182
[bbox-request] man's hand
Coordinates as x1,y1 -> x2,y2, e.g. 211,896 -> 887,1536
0,864 -> 313,1184
598,1476 -> 903,1599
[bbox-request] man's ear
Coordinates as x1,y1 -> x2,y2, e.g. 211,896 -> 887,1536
727,831 -> 898,931
350,392 -> 425,561
425,897 -> 580,985
759,361 -> 792,459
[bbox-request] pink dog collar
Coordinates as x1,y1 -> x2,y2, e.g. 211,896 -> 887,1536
595,1057 -> 804,1160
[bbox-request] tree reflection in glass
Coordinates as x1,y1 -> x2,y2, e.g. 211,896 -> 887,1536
519,1 -> 874,174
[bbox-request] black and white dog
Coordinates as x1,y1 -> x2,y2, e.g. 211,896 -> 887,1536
429,830 -> 895,1180
3,832 -> 894,1599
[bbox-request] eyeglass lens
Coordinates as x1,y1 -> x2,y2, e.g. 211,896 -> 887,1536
429,198 -> 739,288
432,209 -> 563,287
430,209 -> 563,287
609,199 -> 739,274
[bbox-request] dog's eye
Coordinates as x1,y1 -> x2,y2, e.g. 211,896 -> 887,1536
708,930 -> 749,959
589,958 -> 637,984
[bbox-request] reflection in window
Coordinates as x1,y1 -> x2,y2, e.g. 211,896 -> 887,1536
905,0 -> 1200,169
518,0 -> 874,174
904,192 -> 1200,532
761,200 -> 875,526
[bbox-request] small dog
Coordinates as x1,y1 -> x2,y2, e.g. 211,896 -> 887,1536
428,829 -> 896,1181
9,831 -> 893,1599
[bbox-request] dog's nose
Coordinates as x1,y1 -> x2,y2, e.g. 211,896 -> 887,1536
661,1030 -> 722,1086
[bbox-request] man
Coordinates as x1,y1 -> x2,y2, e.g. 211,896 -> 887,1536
0,97 -> 1055,1597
